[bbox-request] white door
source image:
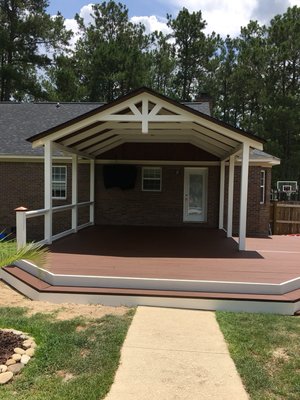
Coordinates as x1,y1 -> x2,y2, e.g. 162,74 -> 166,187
183,168 -> 207,222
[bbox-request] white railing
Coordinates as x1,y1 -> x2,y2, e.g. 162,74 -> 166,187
15,201 -> 94,249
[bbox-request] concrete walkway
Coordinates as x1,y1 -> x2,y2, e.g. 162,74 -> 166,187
105,307 -> 249,400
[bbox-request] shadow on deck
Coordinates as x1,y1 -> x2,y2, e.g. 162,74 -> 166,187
49,225 -> 263,259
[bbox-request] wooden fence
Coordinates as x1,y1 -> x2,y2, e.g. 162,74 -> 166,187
270,202 -> 300,235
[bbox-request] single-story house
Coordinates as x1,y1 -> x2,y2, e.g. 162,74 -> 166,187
0,87 -> 280,250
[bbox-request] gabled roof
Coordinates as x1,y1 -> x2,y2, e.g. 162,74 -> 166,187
27,87 -> 265,146
24,87 -> 266,162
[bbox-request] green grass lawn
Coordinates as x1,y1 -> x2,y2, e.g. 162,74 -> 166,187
217,312 -> 300,400
0,307 -> 134,400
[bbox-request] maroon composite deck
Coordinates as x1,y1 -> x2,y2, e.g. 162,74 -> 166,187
46,226 -> 300,284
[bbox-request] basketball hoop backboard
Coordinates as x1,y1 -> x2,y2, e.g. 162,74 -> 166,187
277,181 -> 298,193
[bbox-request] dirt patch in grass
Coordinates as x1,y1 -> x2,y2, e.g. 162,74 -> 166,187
56,370 -> 76,382
80,349 -> 90,358
272,348 -> 290,361
0,281 -> 128,320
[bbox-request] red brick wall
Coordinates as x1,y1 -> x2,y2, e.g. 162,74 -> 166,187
0,161 -> 90,240
0,162 -> 44,239
223,166 -> 271,236
95,165 -> 220,228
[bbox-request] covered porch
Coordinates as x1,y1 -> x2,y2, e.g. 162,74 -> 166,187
17,87 -> 267,252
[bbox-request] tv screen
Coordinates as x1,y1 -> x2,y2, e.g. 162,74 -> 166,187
103,165 -> 137,190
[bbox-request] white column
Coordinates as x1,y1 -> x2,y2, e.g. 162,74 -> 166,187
227,154 -> 235,237
219,160 -> 225,229
72,155 -> 78,231
15,207 -> 28,249
44,141 -> 53,244
90,159 -> 95,224
239,142 -> 250,251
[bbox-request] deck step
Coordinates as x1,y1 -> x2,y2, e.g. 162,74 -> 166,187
2,265 -> 300,304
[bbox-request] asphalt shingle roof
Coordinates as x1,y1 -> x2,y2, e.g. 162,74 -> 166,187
0,101 -> 211,156
0,102 -> 104,156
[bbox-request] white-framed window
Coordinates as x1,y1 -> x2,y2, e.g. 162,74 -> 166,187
260,170 -> 266,204
142,167 -> 162,192
52,166 -> 67,199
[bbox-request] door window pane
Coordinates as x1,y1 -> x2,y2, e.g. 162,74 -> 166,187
188,174 -> 203,215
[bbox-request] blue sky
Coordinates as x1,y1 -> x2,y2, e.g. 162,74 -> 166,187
47,0 -> 171,19
47,0 -> 299,38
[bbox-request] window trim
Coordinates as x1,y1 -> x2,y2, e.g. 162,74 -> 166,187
142,167 -> 162,192
260,169 -> 266,204
52,165 -> 67,200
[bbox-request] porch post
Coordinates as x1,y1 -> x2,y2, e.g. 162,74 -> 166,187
219,160 -> 225,229
90,159 -> 95,224
227,154 -> 235,237
239,142 -> 250,251
72,154 -> 78,231
15,207 -> 28,249
44,140 -> 53,244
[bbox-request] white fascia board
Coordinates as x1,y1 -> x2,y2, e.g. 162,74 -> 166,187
237,155 -> 281,166
0,154 -> 278,167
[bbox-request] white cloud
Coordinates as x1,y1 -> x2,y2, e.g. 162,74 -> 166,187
130,15 -> 172,35
163,0 -> 300,37
164,0 -> 256,36
79,4 -> 95,25
63,4 -> 95,49
64,18 -> 80,48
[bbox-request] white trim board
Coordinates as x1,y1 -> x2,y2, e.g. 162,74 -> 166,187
0,155 -> 278,167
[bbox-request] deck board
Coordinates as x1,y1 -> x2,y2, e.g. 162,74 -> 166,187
45,226 -> 300,284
